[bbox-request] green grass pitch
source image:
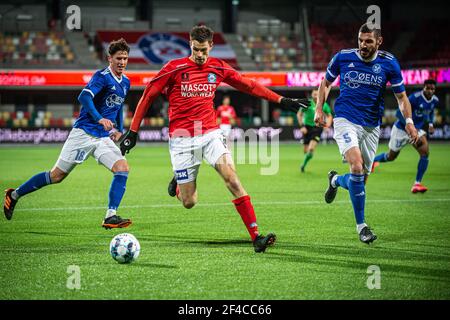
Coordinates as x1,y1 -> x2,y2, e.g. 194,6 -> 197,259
0,142 -> 449,300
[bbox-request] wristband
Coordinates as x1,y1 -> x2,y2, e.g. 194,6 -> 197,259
405,118 -> 414,125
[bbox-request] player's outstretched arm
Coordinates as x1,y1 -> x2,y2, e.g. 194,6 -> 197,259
121,71 -> 169,155
395,91 -> 418,144
279,97 -> 310,113
224,73 -> 310,113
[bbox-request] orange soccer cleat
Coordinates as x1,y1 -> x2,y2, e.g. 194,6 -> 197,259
371,161 -> 380,173
411,183 -> 428,193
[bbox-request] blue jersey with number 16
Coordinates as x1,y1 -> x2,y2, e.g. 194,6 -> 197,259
325,49 -> 405,127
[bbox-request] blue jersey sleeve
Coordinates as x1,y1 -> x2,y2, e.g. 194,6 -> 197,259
115,105 -> 124,132
325,52 -> 340,83
78,91 -> 103,122
429,98 -> 438,123
82,71 -> 106,97
388,58 -> 405,94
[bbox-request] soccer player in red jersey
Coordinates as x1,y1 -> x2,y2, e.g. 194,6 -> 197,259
216,95 -> 237,140
120,25 -> 309,253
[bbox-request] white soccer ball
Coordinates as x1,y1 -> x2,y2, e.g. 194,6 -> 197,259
109,233 -> 140,264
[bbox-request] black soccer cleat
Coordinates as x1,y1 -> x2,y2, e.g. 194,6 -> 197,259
168,175 -> 177,197
359,226 -> 377,244
253,233 -> 277,253
325,170 -> 338,204
4,188 -> 18,220
102,215 -> 132,229
300,165 -> 305,173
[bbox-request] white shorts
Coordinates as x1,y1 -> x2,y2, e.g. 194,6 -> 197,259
388,125 -> 426,152
55,128 -> 125,173
333,117 -> 380,174
220,124 -> 232,138
169,129 -> 230,184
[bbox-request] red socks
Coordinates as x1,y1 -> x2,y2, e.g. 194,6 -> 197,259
233,195 -> 259,241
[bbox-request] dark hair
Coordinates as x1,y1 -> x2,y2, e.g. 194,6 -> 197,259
108,38 -> 130,56
190,25 -> 214,43
359,23 -> 382,38
424,79 -> 437,86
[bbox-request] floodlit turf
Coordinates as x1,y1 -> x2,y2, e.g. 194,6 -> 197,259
0,142 -> 449,300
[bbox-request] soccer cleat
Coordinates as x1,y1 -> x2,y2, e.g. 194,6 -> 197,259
411,183 -> 428,193
253,233 -> 277,253
359,226 -> 377,244
324,170 -> 338,204
300,165 -> 305,173
371,161 -> 380,173
102,215 -> 132,229
4,188 -> 18,220
168,176 -> 177,197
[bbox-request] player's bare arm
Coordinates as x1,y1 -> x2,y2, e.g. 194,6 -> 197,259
314,78 -> 332,127
395,91 -> 419,144
98,118 -> 114,131
109,131 -> 123,142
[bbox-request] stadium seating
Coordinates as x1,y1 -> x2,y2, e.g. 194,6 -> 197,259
239,34 -> 307,70
0,106 -> 173,129
401,20 -> 450,68
0,31 -> 75,66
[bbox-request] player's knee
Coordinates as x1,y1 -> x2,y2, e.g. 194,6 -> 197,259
112,160 -> 129,173
350,162 -> 364,174
182,198 -> 197,209
50,170 -> 67,183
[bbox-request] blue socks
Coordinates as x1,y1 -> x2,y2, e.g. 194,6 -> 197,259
335,173 -> 366,225
335,173 -> 351,190
348,174 -> 366,225
416,156 -> 429,183
15,172 -> 52,198
108,171 -> 128,210
374,152 -> 389,162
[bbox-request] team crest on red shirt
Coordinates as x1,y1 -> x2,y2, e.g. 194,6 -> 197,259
207,73 -> 217,83
181,72 -> 189,81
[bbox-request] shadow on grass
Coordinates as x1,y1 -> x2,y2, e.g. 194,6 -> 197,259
137,234 -> 251,247
119,262 -> 178,269
264,243 -> 450,284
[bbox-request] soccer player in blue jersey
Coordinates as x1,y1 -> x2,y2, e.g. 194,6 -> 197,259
3,39 -> 132,229
373,79 -> 438,193
314,23 -> 419,244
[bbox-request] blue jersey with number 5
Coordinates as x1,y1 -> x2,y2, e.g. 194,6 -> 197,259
325,49 -> 405,127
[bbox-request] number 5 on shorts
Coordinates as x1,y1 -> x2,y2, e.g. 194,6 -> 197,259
343,133 -> 351,143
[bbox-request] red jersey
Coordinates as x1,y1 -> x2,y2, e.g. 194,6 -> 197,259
216,105 -> 237,125
131,56 -> 281,136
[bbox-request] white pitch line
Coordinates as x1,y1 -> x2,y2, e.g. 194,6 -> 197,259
15,198 -> 450,212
